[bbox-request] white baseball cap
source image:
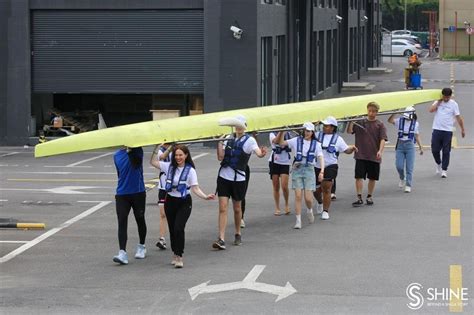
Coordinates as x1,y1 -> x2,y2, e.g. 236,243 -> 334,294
321,116 -> 338,127
303,122 -> 315,132
403,106 -> 416,119
235,115 -> 247,129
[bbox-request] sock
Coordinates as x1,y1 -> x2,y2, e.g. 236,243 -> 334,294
367,194 -> 372,198
296,214 -> 301,223
306,207 -> 313,213
357,194 -> 362,200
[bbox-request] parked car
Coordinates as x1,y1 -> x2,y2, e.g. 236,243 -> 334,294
391,30 -> 419,40
384,39 -> 423,56
391,36 -> 422,49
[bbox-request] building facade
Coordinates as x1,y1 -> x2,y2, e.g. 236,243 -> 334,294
439,0 -> 474,56
0,0 -> 381,145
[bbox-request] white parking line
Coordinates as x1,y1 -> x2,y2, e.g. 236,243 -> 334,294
193,153 -> 209,160
0,241 -> 29,244
66,152 -> 114,167
0,152 -> 19,157
0,201 -> 111,264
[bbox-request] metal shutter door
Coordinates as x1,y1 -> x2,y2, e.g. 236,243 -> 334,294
32,10 -> 203,93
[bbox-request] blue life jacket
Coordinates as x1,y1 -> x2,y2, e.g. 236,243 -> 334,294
272,132 -> 292,154
159,146 -> 172,162
318,132 -> 339,155
398,117 -> 416,143
220,134 -> 251,174
294,137 -> 317,165
165,164 -> 192,198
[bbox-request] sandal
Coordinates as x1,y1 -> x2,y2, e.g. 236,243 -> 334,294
284,208 -> 291,215
274,210 -> 281,216
352,199 -> 364,207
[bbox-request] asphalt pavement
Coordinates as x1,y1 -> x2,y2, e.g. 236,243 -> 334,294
0,56 -> 472,314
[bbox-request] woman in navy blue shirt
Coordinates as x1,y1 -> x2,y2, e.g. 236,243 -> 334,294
112,147 -> 147,265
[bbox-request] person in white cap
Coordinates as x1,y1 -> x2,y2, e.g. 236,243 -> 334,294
213,115 -> 268,250
314,116 -> 358,219
276,122 -> 324,229
388,107 -> 423,193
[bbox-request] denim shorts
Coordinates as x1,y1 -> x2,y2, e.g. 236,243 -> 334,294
291,164 -> 316,191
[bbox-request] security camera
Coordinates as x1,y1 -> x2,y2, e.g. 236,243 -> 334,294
335,15 -> 343,23
230,26 -> 243,39
362,15 -> 368,21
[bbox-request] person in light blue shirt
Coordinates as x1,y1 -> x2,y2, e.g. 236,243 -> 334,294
112,147 -> 147,265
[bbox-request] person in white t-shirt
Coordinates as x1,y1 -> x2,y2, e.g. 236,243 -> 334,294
151,144 -> 215,268
268,131 -> 292,216
213,115 -> 267,250
276,122 -> 324,229
429,88 -> 466,178
313,117 -> 357,220
388,107 -> 424,193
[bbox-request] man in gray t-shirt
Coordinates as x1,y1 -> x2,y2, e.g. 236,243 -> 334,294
348,102 -> 387,207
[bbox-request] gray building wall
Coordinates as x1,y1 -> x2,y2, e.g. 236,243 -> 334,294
1,0 -> 381,145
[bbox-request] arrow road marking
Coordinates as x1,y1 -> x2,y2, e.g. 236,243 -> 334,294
0,186 -> 110,195
188,265 -> 297,302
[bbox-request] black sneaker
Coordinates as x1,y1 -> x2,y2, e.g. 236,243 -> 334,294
212,238 -> 226,250
156,237 -> 167,250
233,234 -> 242,246
366,197 -> 374,206
352,199 -> 364,207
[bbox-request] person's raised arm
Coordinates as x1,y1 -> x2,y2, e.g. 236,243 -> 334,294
275,131 -> 289,147
388,114 -> 396,125
150,144 -> 161,169
347,121 -> 355,134
217,138 -> 225,161
429,100 -> 441,113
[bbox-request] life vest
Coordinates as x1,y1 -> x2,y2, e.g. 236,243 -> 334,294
159,146 -> 172,162
397,117 -> 416,143
220,134 -> 251,175
165,164 -> 192,198
318,132 -> 339,155
272,132 -> 292,155
294,136 -> 317,165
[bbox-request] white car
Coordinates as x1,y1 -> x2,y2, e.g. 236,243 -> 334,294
387,39 -> 423,56
391,30 -> 419,40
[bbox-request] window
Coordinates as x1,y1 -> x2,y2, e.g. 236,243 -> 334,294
326,30 -> 332,88
332,29 -> 337,84
262,0 -> 273,4
261,37 -> 273,106
311,32 -> 317,97
275,0 -> 286,5
276,35 -> 286,103
318,31 -> 325,92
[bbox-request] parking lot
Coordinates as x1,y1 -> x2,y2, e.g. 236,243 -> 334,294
1,58 -> 473,314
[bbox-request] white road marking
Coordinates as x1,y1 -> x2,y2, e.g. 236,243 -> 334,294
0,200 -> 7,202
66,152 -> 114,167
0,201 -> 111,264
14,171 -> 155,175
0,152 -> 19,157
44,165 -> 92,168
0,241 -> 29,244
188,265 -> 297,302
0,186 -> 111,195
193,153 -> 208,160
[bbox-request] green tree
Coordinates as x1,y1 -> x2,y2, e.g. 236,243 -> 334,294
382,0 -> 438,31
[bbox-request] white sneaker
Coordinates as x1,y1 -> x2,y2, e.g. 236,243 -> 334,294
174,257 -> 184,268
134,244 -> 146,259
330,193 -> 337,200
113,250 -> 128,265
436,164 -> 442,174
316,203 -> 323,215
171,255 -> 177,265
321,211 -> 329,220
404,186 -> 411,193
441,170 -> 447,178
240,219 -> 246,228
293,221 -> 302,229
399,179 -> 405,188
307,210 -> 315,224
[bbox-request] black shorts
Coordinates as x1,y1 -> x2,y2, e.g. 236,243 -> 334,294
269,162 -> 290,178
158,189 -> 167,205
216,176 -> 247,201
315,164 -> 339,186
355,159 -> 380,180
